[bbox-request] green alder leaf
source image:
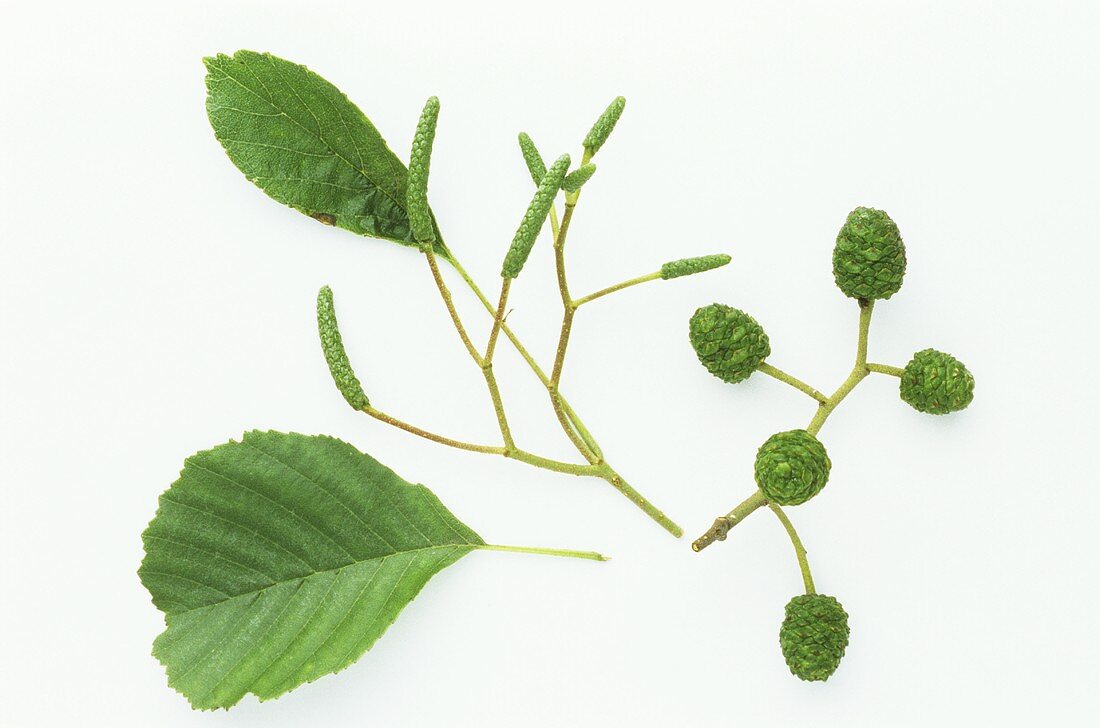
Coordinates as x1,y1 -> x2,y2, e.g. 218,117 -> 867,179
204,50 -> 448,258
139,430 -> 485,710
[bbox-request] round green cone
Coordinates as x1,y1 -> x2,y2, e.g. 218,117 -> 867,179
900,348 -> 974,414
780,594 -> 850,681
754,430 -> 830,505
833,206 -> 907,300
688,303 -> 770,384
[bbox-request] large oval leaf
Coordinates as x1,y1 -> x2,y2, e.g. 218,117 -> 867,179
139,431 -> 483,709
204,51 -> 447,257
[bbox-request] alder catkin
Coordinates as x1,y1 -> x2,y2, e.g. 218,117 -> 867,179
316,286 -> 369,410
661,254 -> 731,280
518,132 -> 547,185
583,96 -> 626,155
561,163 -> 597,193
407,97 -> 440,245
501,154 -> 570,278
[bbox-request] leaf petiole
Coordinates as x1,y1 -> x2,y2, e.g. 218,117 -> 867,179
478,544 -> 610,562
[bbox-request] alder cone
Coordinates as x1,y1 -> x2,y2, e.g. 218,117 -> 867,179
754,429 -> 830,506
780,594 -> 850,681
688,303 -> 770,384
833,206 -> 907,300
900,348 -> 975,414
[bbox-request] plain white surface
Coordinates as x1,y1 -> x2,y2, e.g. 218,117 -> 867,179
2,1 -> 1098,725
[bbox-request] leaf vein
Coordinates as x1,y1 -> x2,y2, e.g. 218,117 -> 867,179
194,579 -> 306,706
240,439 -> 399,554
214,55 -> 404,212
158,495 -> 316,572
186,460 -> 356,564
144,534 -> 278,583
273,557 -> 390,690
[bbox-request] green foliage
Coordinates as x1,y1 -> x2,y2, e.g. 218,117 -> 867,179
661,254 -> 731,280
407,96 -> 440,245
201,50 -> 727,541
754,430 -> 831,506
562,163 -> 597,193
184,50 -> 738,706
316,285 -> 369,409
501,154 -> 571,278
779,594 -> 850,681
900,348 -> 975,414
139,431 -> 484,709
204,51 -> 448,258
688,303 -> 770,384
583,96 -> 626,156
518,132 -> 547,185
832,206 -> 907,300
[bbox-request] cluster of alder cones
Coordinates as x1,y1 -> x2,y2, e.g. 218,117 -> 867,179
688,207 -> 975,681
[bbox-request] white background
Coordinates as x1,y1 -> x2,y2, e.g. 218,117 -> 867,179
2,1 -> 1098,725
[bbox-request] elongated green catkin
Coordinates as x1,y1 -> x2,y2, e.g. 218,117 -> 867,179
583,96 -> 626,155
316,286 -> 369,409
501,154 -> 570,278
661,254 -> 732,280
562,163 -> 597,193
407,96 -> 440,245
518,132 -> 547,185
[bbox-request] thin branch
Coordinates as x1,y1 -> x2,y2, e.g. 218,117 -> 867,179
479,278 -> 516,448
484,278 -> 511,364
572,271 -> 662,307
447,256 -> 603,458
547,201 -> 597,463
598,466 -> 684,537
561,398 -> 604,459
856,298 -> 874,366
425,251 -> 483,365
867,362 -> 904,377
482,367 -> 515,449
692,490 -> 768,552
365,406 -> 595,476
506,449 -> 600,476
554,204 -> 576,307
805,300 -> 875,436
768,503 -> 816,595
365,406 -> 504,454
757,363 -> 828,403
